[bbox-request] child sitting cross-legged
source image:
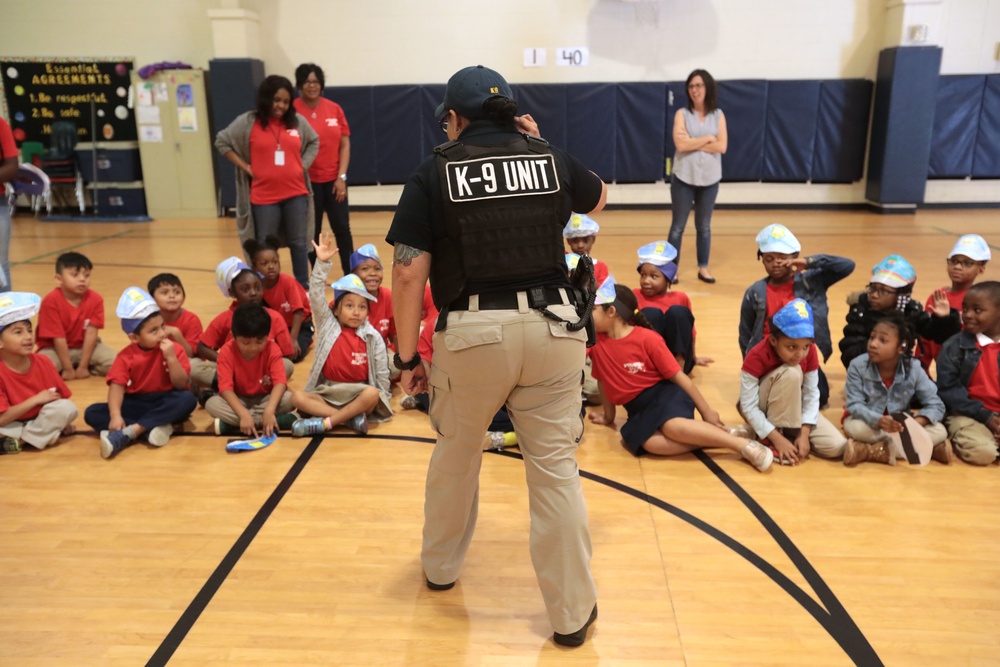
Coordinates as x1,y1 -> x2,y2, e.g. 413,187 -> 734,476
84,288 -> 198,459
290,233 -> 392,437
587,277 -> 773,472
0,293 -> 78,454
738,299 -> 847,465
206,302 -> 298,437
563,213 -> 610,286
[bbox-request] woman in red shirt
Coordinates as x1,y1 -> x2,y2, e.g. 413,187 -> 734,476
215,76 -> 319,290
293,63 -> 354,276
0,117 -> 19,291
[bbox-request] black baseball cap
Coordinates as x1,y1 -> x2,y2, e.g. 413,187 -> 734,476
435,65 -> 513,120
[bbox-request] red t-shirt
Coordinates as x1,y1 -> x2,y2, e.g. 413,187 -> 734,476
262,273 -> 311,329
0,118 -> 16,163
366,286 -> 395,346
919,286 -> 966,370
36,288 -> 105,350
422,285 -> 437,320
322,327 -> 369,383
0,354 -> 72,420
293,97 -> 350,183
417,317 -> 435,363
763,279 -> 796,338
215,338 -> 287,397
741,337 -> 820,380
106,342 -> 190,394
589,327 -> 681,405
248,120 -> 309,205
163,308 -> 203,353
968,338 -> 1000,413
200,304 -> 293,356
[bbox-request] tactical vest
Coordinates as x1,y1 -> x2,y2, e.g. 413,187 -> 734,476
429,135 -> 566,309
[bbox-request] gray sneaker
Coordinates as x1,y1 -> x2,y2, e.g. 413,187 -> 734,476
147,424 -> 173,447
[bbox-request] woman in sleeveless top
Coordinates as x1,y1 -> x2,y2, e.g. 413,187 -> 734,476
667,69 -> 727,284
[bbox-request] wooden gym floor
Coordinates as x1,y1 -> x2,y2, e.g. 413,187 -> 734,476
1,207 -> 998,666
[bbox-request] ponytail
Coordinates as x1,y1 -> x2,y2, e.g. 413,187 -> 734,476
242,235 -> 282,264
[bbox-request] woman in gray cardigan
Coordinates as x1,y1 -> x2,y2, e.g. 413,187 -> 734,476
215,75 -> 319,290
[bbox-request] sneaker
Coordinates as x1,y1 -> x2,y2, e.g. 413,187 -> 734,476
292,417 -> 327,437
147,424 -> 173,447
553,604 -> 598,647
400,395 -> 419,410
483,431 -> 505,451
931,439 -> 953,465
99,429 -> 131,459
214,419 -> 240,436
740,440 -> 774,472
726,424 -> 756,440
1,436 -> 21,454
197,391 -> 215,408
346,413 -> 369,435
276,413 -> 298,431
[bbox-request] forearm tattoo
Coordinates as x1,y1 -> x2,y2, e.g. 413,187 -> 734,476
393,243 -> 425,267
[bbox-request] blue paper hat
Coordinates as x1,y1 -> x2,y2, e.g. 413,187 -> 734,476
116,287 -> 160,334
772,298 -> 814,339
215,256 -> 259,298
350,243 -> 382,271
563,213 -> 600,238
565,253 -> 581,272
871,254 -> 916,288
0,292 -> 41,330
949,234 -> 991,262
594,275 -> 618,306
636,241 -> 679,281
331,274 -> 377,303
755,224 -> 801,254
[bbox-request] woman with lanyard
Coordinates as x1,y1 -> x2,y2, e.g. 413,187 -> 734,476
667,69 -> 727,284
215,75 -> 318,290
293,63 -> 354,276
0,116 -> 18,291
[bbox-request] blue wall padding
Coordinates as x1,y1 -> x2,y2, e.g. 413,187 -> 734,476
972,74 -> 1000,178
812,79 -> 872,183
513,84 -> 568,150
763,80 -> 821,182
664,82 -> 688,170
566,83 -> 616,182
371,86 -> 425,184
616,83 -> 667,183
418,84 -> 446,160
717,80 -> 768,182
929,75 -> 985,178
333,86 -> 377,185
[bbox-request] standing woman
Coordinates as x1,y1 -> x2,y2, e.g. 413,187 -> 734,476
215,75 -> 318,290
293,63 -> 354,277
667,69 -> 727,284
0,116 -> 18,291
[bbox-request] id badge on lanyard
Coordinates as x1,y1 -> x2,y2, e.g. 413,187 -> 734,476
274,150 -> 285,166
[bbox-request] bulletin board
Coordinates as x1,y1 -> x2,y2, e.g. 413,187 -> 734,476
0,57 -> 137,144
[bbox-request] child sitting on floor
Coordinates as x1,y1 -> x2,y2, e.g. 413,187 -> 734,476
84,287 -> 197,459
563,213 -> 610,286
349,243 -> 397,355
290,233 -> 392,437
843,312 -> 950,466
0,293 -> 78,453
587,277 -> 773,471
244,236 -> 313,362
148,273 -> 203,359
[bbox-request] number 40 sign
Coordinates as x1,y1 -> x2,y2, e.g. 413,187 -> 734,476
522,47 -> 590,68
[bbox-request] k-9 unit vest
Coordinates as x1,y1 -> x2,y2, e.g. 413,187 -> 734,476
429,135 -> 566,309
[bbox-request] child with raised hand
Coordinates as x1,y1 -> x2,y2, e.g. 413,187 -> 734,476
739,299 -> 847,465
839,254 -> 960,369
191,257 -> 295,397
84,288 -> 197,459
634,240 -> 710,374
148,273 -> 203,359
244,236 -> 313,362
563,213 -> 609,285
587,277 -> 773,471
290,232 -> 392,437
937,280 -> 1000,465
918,234 -> 991,372
349,243 -> 397,353
206,302 -> 297,437
843,312 -> 950,466
739,224 -> 854,407
0,293 -> 78,453
36,252 -> 115,379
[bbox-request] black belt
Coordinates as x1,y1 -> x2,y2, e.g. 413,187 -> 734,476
449,288 -> 572,312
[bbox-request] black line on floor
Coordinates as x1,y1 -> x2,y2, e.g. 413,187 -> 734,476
492,448 -> 883,666
145,436 -> 323,667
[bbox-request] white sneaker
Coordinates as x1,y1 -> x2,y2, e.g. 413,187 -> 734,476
740,440 -> 773,472
400,395 -> 419,410
148,424 -> 173,447
727,424 -> 756,440
483,432 -> 505,451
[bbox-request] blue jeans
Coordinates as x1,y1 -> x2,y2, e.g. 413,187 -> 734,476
84,390 -> 198,432
0,202 -> 11,291
309,180 -> 353,276
252,195 -> 310,290
668,176 -> 719,269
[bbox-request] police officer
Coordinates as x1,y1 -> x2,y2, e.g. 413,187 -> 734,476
386,65 -> 607,647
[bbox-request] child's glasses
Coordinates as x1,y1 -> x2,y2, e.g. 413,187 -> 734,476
946,257 -> 978,268
866,284 -> 898,298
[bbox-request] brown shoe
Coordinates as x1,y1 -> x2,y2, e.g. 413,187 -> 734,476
843,439 -> 896,466
869,441 -> 896,466
931,439 -> 954,465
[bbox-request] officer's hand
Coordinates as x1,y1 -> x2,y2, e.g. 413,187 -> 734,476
401,364 -> 428,396
514,114 -> 540,137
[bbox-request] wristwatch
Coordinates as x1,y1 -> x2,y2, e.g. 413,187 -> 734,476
393,351 -> 421,371
338,173 -> 347,182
